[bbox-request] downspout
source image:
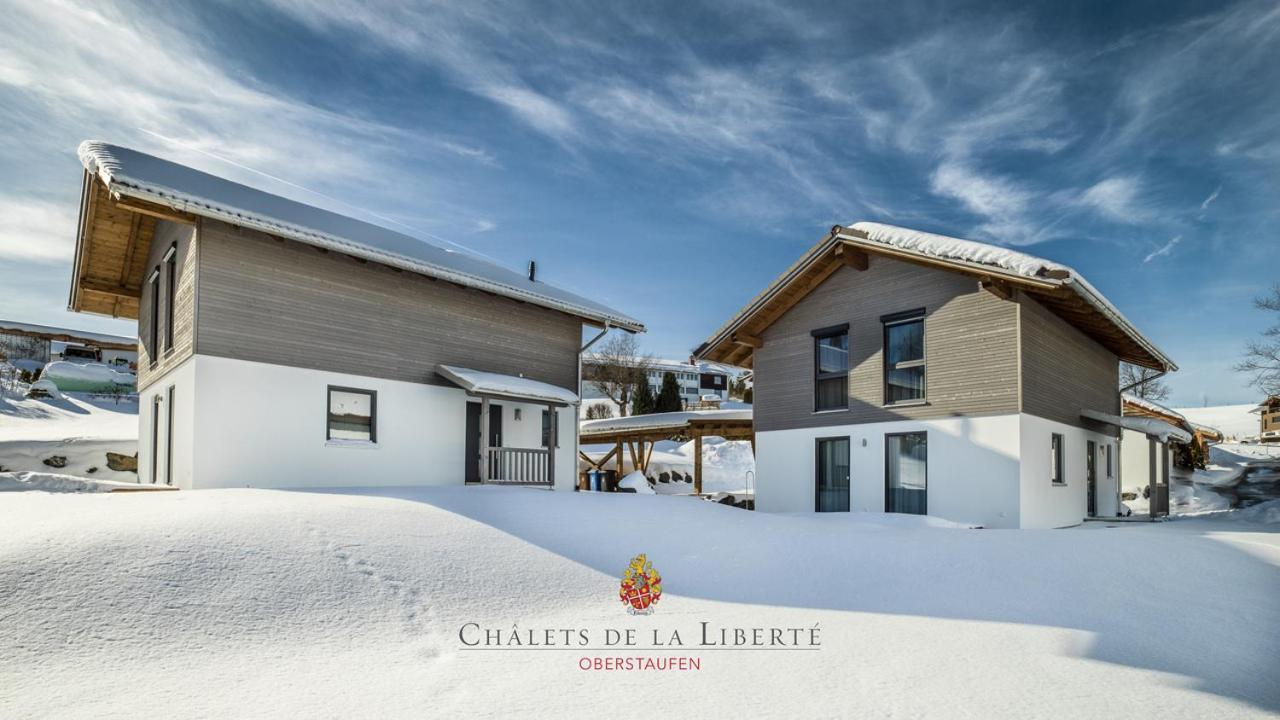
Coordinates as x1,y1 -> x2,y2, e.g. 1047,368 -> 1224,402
575,323 -> 612,491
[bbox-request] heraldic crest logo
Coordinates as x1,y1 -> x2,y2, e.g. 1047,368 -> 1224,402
619,553 -> 663,615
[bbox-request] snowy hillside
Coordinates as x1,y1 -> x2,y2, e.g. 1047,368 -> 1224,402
0,390 -> 138,480
1175,403 -> 1260,441
1,486 -> 1277,718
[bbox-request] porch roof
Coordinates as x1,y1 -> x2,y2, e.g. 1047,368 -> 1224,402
437,365 -> 578,406
1082,409 -> 1193,443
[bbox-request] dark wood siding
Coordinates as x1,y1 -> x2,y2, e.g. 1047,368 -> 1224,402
137,220 -> 196,391
193,220 -> 581,390
753,256 -> 1020,432
1019,294 -> 1119,428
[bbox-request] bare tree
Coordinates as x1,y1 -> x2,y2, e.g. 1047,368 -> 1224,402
585,333 -> 654,417
1120,363 -> 1170,402
1237,283 -> 1280,396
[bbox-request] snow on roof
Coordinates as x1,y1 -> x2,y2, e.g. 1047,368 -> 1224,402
1082,409 -> 1193,443
849,222 -> 1174,371
0,319 -> 134,348
1122,393 -> 1188,424
583,355 -> 732,375
580,408 -> 752,436
78,142 -> 643,333
436,365 -> 578,405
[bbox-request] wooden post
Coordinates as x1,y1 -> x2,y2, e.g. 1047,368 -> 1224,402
546,405 -> 556,488
480,397 -> 490,483
615,438 -> 623,490
694,432 -> 703,495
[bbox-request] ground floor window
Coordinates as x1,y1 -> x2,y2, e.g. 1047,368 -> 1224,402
886,432 -> 927,515
1051,433 -> 1064,484
327,386 -> 376,442
816,437 -> 850,512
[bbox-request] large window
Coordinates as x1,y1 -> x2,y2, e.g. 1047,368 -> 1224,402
883,310 -> 925,405
1051,433 -> 1064,484
813,324 -> 849,412
327,386 -> 376,443
886,432 -> 927,515
816,437 -> 850,512
147,268 -> 160,363
163,245 -> 177,353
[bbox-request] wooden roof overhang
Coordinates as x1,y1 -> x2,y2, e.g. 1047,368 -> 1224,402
578,416 -> 755,445
68,171 -> 195,319
1121,398 -> 1192,434
694,225 -> 1175,372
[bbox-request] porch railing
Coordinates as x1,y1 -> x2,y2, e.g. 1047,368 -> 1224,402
486,446 -> 552,485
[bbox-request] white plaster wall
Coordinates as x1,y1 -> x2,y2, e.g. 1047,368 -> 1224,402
137,356 -> 196,489
755,415 -> 1022,528
1018,414 -> 1115,528
1120,428 -> 1153,497
190,355 -> 577,490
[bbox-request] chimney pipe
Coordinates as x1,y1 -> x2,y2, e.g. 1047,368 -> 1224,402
527,260 -> 537,282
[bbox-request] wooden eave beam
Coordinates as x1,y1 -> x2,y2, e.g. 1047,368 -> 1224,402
979,277 -> 1013,301
79,277 -> 140,298
112,197 -> 197,225
732,332 -> 762,348
835,243 -> 869,271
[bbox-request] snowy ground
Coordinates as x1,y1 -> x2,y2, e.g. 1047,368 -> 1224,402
1176,403 -> 1262,442
581,437 -> 755,494
1,485 -> 1277,719
0,388 -> 138,480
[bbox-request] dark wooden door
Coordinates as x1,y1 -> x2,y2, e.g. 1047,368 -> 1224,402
465,402 -> 503,483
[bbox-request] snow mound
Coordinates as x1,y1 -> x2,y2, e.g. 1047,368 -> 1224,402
42,361 -> 135,393
0,471 -> 138,493
27,378 -> 61,399
618,471 -> 655,494
1232,499 -> 1280,524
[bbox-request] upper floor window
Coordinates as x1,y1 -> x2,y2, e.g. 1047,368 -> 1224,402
883,309 -> 925,405
146,268 -> 160,364
327,386 -> 377,443
813,324 -> 849,412
162,245 -> 177,353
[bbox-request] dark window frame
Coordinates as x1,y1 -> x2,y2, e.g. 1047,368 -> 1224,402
541,409 -> 561,448
1051,433 -> 1065,484
885,431 -> 928,515
149,394 -> 161,484
165,384 -> 175,486
326,385 -> 378,443
146,268 -> 160,367
812,323 -> 850,412
814,435 -> 851,512
881,308 -> 927,406
162,244 -> 177,355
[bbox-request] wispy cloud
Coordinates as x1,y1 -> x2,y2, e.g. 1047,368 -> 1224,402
1079,176 -> 1147,223
1142,235 -> 1182,263
1200,185 -> 1222,211
0,197 -> 77,263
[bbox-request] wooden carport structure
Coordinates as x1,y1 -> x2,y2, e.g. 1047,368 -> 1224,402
578,409 -> 754,494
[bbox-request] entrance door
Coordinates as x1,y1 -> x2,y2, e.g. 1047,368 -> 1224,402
815,437 -> 850,512
1086,440 -> 1097,517
465,402 -> 503,483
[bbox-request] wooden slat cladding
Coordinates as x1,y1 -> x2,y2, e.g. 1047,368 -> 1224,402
1019,294 -> 1119,428
137,220 -> 197,390
195,220 -> 581,390
754,256 -> 1020,432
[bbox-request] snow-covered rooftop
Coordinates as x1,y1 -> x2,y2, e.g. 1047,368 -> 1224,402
436,365 -> 578,406
1122,393 -> 1188,424
583,355 -> 733,375
0,319 -> 134,348
580,408 -> 752,436
77,142 -> 643,333
1082,409 -> 1193,443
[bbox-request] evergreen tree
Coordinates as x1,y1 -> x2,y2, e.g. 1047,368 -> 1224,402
656,371 -> 682,413
630,370 -> 656,415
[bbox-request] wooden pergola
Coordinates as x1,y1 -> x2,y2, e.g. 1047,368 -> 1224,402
578,410 -> 754,494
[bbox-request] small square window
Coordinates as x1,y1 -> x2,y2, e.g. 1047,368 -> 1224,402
327,386 -> 376,443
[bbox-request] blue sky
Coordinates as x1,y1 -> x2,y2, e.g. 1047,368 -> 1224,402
0,0 -> 1276,406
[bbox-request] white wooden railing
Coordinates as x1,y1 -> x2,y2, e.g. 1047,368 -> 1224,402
486,447 -> 552,485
